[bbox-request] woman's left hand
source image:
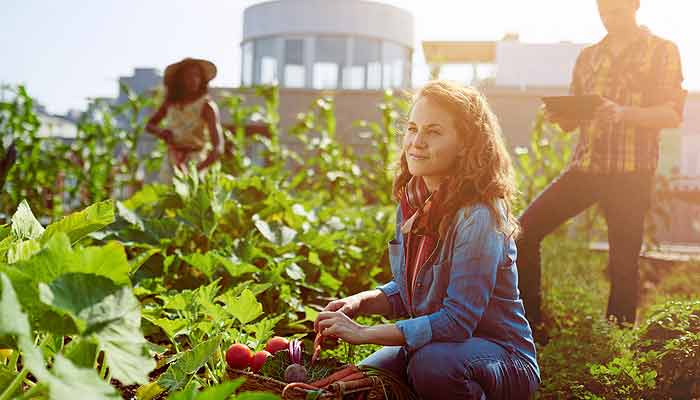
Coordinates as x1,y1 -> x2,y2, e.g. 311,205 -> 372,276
316,311 -> 368,345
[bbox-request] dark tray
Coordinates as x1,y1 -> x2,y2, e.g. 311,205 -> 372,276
541,95 -> 603,121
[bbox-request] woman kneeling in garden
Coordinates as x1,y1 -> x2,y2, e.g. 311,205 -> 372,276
315,80 -> 540,399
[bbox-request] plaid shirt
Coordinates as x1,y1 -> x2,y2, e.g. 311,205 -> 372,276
569,28 -> 686,173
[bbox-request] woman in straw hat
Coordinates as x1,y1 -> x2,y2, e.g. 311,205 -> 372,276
146,58 -> 223,175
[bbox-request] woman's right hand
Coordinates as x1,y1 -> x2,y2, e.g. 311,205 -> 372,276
314,295 -> 362,332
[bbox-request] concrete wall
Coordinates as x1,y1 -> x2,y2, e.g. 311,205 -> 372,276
495,42 -> 585,88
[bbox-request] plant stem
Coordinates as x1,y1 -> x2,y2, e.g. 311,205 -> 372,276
17,382 -> 46,400
205,362 -> 219,385
99,352 -> 108,380
9,351 -> 19,373
0,368 -> 29,400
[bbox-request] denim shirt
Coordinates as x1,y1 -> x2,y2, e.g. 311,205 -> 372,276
377,203 -> 540,376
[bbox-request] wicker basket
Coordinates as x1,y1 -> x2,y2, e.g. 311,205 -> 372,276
228,369 -> 387,400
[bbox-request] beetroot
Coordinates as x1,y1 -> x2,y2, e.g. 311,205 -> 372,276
284,363 -> 308,383
288,339 -> 303,364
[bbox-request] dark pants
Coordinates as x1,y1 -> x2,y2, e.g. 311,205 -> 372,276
516,168 -> 653,326
360,338 -> 539,400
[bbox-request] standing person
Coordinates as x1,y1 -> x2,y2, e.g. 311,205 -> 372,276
517,0 -> 686,333
146,58 -> 223,176
314,81 -> 540,400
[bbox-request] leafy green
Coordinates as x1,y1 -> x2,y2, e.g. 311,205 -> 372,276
0,273 -> 122,399
158,336 -> 221,391
41,199 -> 115,245
10,200 -> 44,241
220,289 -> 263,325
39,273 -> 154,384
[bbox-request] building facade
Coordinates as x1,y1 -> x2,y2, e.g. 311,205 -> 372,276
241,0 -> 414,90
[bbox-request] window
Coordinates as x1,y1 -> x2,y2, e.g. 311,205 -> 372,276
313,37 -> 346,89
382,41 -> 410,88
343,37 -> 380,90
242,42 -> 253,86
284,39 -> 305,88
255,38 -> 278,85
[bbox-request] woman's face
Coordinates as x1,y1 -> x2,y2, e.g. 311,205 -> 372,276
403,97 -> 464,180
181,64 -> 203,94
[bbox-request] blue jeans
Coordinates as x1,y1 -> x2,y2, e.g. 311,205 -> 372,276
359,338 -> 539,400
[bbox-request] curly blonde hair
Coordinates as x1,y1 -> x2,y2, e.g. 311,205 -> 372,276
392,80 -> 520,238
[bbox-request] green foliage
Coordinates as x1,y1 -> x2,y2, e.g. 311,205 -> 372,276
2,84 -> 698,399
158,336 -> 222,391
0,201 -> 155,399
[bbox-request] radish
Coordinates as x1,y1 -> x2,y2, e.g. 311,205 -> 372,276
265,336 -> 289,354
226,343 -> 253,370
250,350 -> 272,373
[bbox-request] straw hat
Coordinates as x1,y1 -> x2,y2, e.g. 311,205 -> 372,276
164,58 -> 217,87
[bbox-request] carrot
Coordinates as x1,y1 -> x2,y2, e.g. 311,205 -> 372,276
330,377 -> 374,393
336,371 -> 365,382
311,333 -> 323,364
280,382 -> 322,398
308,365 -> 360,387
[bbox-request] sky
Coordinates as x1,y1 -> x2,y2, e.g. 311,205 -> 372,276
2,0 -> 699,115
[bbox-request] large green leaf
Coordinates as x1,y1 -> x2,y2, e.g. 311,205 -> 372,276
1,273 -> 120,399
63,337 -> 99,369
122,184 -> 171,212
129,247 -> 161,274
0,273 -> 31,338
180,252 -> 217,280
17,233 -> 130,286
6,238 -> 41,263
0,264 -> 76,335
46,354 -> 121,400
39,273 -> 155,384
41,200 -> 115,245
76,242 -> 131,285
38,274 -> 124,332
157,336 -> 221,391
220,289 -> 263,325
167,379 -> 247,400
254,218 -> 297,246
211,253 -> 258,278
116,201 -> 145,230
242,315 -> 283,348
10,200 -> 44,241
96,317 -> 156,385
143,317 -> 188,340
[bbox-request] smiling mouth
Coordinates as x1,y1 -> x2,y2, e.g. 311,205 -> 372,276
408,154 -> 429,160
